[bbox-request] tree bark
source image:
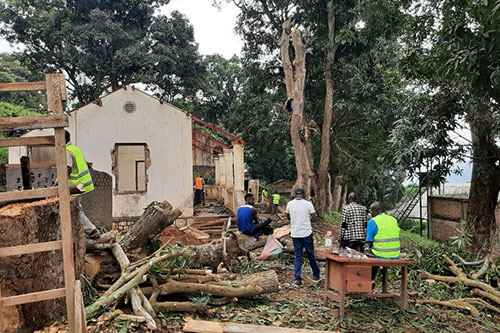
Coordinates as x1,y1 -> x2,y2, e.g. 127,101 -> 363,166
331,175 -> 344,212
119,201 -> 181,252
315,0 -> 336,217
466,124 -> 500,254
279,19 -> 314,197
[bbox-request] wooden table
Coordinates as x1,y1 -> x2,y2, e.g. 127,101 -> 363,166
322,253 -> 416,315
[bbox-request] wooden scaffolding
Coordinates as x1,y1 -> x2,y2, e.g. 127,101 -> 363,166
0,74 -> 85,332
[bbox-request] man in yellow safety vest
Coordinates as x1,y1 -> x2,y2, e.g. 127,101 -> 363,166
272,192 -> 281,214
65,130 -> 100,239
365,201 -> 400,279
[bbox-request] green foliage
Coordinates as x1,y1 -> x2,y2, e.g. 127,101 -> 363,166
401,231 -> 470,276
449,220 -> 472,250
234,257 -> 270,274
399,218 -> 427,236
144,237 -> 162,253
0,1 -> 203,105
321,211 -> 342,228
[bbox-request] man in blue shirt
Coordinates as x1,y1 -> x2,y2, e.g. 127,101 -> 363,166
237,193 -> 273,237
366,201 -> 401,280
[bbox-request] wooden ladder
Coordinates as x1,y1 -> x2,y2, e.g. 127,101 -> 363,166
0,74 -> 86,332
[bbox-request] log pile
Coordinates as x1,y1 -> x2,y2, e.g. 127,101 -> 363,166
419,254 -> 500,316
81,200 -> 288,327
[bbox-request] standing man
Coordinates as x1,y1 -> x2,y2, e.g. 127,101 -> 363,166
340,193 -> 367,252
272,192 -> 281,214
237,193 -> 273,237
65,130 -> 100,239
194,176 -> 204,206
286,188 -> 320,286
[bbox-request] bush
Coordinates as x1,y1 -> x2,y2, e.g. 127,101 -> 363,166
321,211 -> 341,228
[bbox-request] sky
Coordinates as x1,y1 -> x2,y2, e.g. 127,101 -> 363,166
0,0 -> 244,58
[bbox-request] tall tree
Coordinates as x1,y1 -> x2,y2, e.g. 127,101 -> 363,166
393,0 -> 500,252
224,0 -> 411,216
0,0 -> 203,105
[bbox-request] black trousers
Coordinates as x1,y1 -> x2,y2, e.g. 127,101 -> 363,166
194,189 -> 204,205
243,218 -> 273,238
340,240 -> 365,252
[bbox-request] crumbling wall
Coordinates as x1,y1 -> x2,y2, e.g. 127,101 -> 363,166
80,169 -> 113,230
0,197 -> 85,332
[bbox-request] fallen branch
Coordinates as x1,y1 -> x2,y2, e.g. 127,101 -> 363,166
472,288 -> 500,306
471,255 -> 491,280
459,298 -> 500,314
86,231 -> 117,252
416,299 -> 479,317
452,253 -> 485,266
111,243 -> 157,330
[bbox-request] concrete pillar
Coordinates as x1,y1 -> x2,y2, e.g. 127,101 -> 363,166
223,148 -> 234,210
214,156 -> 220,199
232,142 -> 245,209
218,154 -> 226,201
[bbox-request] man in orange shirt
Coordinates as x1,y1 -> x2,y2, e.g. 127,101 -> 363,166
194,176 -> 205,206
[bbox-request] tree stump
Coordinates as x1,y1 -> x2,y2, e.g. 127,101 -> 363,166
0,197 -> 85,332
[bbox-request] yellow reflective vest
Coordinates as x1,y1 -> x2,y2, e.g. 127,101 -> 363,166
66,143 -> 94,196
273,193 -> 280,205
372,214 -> 400,258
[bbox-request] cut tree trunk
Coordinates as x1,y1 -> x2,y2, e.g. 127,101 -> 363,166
119,201 -> 182,252
0,198 -> 85,332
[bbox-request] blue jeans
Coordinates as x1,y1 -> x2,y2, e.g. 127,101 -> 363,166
292,234 -> 320,281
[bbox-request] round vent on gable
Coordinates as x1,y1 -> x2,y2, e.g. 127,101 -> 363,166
123,101 -> 137,113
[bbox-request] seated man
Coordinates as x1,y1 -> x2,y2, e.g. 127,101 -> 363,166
365,201 -> 400,279
237,193 -> 273,237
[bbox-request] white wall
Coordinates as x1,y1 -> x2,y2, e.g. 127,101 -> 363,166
68,87 -> 193,218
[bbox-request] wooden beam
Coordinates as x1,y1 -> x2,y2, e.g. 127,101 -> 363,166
0,288 -> 65,307
0,81 -> 46,92
0,114 -> 68,131
192,130 -> 230,149
47,72 -> 77,333
183,319 -> 333,333
0,187 -> 59,204
0,135 -> 55,147
5,162 -> 56,168
0,240 -> 62,258
193,138 -> 224,154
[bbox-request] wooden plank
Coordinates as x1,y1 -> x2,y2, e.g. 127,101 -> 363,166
0,135 -> 55,147
183,319 -> 223,333
0,284 -> 3,333
6,162 -> 56,168
74,280 -> 87,333
186,226 -> 210,240
0,187 -> 59,204
273,224 -> 291,239
0,240 -> 62,257
0,288 -> 65,307
0,81 -> 46,92
0,114 -> 68,131
47,73 -> 76,333
322,253 -> 416,265
183,319 -> 334,333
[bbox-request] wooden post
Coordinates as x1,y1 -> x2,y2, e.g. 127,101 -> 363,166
45,73 -> 76,332
382,267 -> 388,293
0,283 -> 3,333
218,154 -> 226,202
223,149 -> 234,210
339,263 -> 347,316
232,142 -> 245,209
20,156 -> 32,190
400,265 -> 408,309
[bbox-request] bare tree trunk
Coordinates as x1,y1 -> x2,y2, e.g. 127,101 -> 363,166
279,19 -> 314,197
315,0 -> 336,217
331,175 -> 344,212
466,124 -> 500,255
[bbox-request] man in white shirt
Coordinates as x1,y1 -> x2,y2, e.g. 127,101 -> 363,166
286,187 -> 320,286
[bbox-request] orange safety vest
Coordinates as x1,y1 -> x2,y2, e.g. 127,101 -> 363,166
195,177 -> 203,190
